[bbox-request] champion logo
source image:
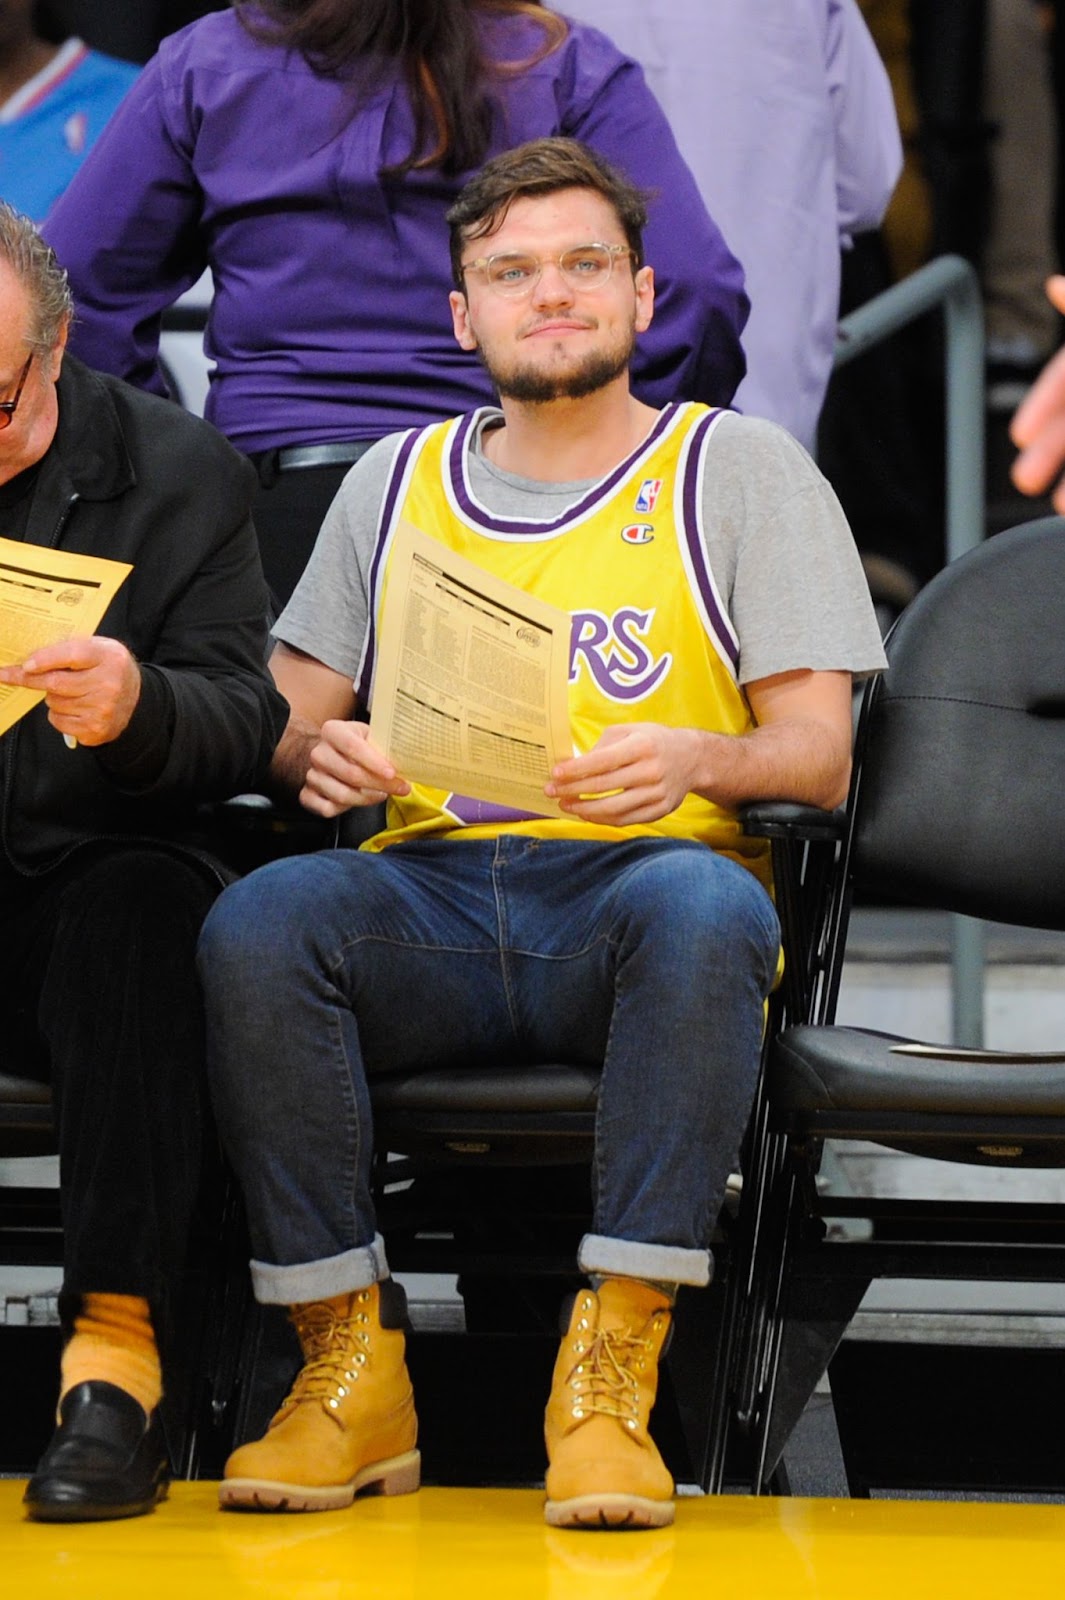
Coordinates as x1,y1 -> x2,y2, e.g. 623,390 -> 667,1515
634,478 -> 662,513
620,522 -> 655,546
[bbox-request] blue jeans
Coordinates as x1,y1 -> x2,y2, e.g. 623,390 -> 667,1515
198,836 -> 779,1303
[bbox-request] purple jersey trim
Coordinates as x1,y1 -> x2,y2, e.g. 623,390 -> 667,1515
447,404 -> 682,537
445,794 -> 548,826
681,410 -> 739,670
356,427 -> 421,707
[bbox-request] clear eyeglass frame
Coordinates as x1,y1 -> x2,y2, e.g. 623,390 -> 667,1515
461,242 -> 636,299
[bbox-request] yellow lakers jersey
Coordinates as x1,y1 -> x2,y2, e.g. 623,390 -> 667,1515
357,401 -> 769,886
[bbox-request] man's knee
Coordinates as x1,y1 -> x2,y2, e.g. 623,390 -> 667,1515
199,856 -> 304,978
58,847 -> 219,946
40,850 -> 220,1076
198,851 -> 376,985
615,845 -> 779,979
619,843 -> 772,926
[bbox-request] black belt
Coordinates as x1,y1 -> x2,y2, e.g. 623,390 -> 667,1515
252,441 -> 372,487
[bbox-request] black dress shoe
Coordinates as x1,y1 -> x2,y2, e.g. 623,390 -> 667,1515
24,1381 -> 170,1522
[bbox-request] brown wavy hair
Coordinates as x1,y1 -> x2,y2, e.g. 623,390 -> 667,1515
447,138 -> 650,285
235,0 -> 568,177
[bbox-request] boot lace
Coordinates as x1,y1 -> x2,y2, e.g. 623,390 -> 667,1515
276,1297 -> 372,1424
568,1326 -> 652,1430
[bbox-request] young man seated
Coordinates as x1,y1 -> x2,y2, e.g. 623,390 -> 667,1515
198,137 -> 885,1529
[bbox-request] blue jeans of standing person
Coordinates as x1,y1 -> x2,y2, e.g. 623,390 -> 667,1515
197,835 -> 780,1303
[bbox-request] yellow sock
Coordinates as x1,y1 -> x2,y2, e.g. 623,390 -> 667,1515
59,1293 -> 162,1417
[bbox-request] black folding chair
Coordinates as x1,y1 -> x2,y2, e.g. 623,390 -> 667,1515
737,516 -> 1065,1492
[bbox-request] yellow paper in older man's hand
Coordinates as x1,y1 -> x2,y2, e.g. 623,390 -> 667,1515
0,535 -> 132,736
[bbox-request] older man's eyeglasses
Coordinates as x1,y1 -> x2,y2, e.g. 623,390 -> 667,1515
0,353 -> 33,431
461,242 -> 637,299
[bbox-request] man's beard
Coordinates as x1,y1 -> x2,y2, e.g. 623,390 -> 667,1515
477,327 -> 636,404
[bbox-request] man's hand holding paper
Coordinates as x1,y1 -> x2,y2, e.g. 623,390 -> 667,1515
0,534 -> 132,740
547,722 -> 700,827
0,634 -> 141,746
300,718 -> 412,819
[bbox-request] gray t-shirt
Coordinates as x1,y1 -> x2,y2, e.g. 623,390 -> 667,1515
275,407 -> 886,689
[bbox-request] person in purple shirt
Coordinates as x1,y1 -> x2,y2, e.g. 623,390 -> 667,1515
43,0 -> 748,607
561,0 -> 902,455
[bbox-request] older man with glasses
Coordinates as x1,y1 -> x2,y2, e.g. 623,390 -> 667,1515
0,202 -> 287,1524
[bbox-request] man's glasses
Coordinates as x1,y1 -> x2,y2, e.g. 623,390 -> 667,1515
461,242 -> 637,300
0,353 -> 33,431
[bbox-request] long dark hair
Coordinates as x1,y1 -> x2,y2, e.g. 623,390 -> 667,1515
235,0 -> 568,177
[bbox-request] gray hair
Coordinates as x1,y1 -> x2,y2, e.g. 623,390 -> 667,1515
0,202 -> 73,355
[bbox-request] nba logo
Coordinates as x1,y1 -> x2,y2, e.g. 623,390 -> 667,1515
634,478 -> 661,513
64,113 -> 88,156
621,523 -> 655,545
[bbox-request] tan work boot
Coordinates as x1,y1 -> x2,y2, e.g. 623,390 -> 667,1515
544,1278 -> 674,1529
219,1281 -> 420,1512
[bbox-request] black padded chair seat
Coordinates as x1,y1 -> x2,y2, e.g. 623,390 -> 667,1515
0,1073 -> 55,1157
370,1062 -> 601,1164
372,1062 -> 600,1114
0,1072 -> 52,1107
770,1025 -> 1065,1163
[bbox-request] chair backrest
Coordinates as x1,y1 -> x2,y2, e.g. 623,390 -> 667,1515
852,518 -> 1065,930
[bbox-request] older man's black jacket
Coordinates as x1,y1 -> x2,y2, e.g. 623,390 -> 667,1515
1,355 -> 288,874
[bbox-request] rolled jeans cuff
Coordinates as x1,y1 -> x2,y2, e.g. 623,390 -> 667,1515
250,1234 -> 391,1306
578,1232 -> 712,1289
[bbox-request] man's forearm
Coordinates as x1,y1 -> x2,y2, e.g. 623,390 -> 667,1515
691,718 -> 851,812
267,714 -> 321,799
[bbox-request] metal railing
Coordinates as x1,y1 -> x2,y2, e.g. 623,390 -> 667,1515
832,252 -> 987,1046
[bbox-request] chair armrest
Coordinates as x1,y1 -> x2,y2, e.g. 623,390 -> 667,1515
197,791 -> 333,873
738,802 -> 845,844
738,804 -> 847,1028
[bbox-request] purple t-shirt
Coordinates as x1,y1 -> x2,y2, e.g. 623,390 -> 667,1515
44,8 -> 749,454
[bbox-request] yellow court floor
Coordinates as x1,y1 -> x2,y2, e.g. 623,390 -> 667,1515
2,1481 -> 1064,1599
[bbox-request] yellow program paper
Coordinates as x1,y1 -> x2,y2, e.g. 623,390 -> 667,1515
0,536 -> 132,737
369,520 -> 573,818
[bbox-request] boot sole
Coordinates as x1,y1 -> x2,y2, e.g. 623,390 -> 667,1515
544,1491 -> 674,1530
219,1449 -> 421,1513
